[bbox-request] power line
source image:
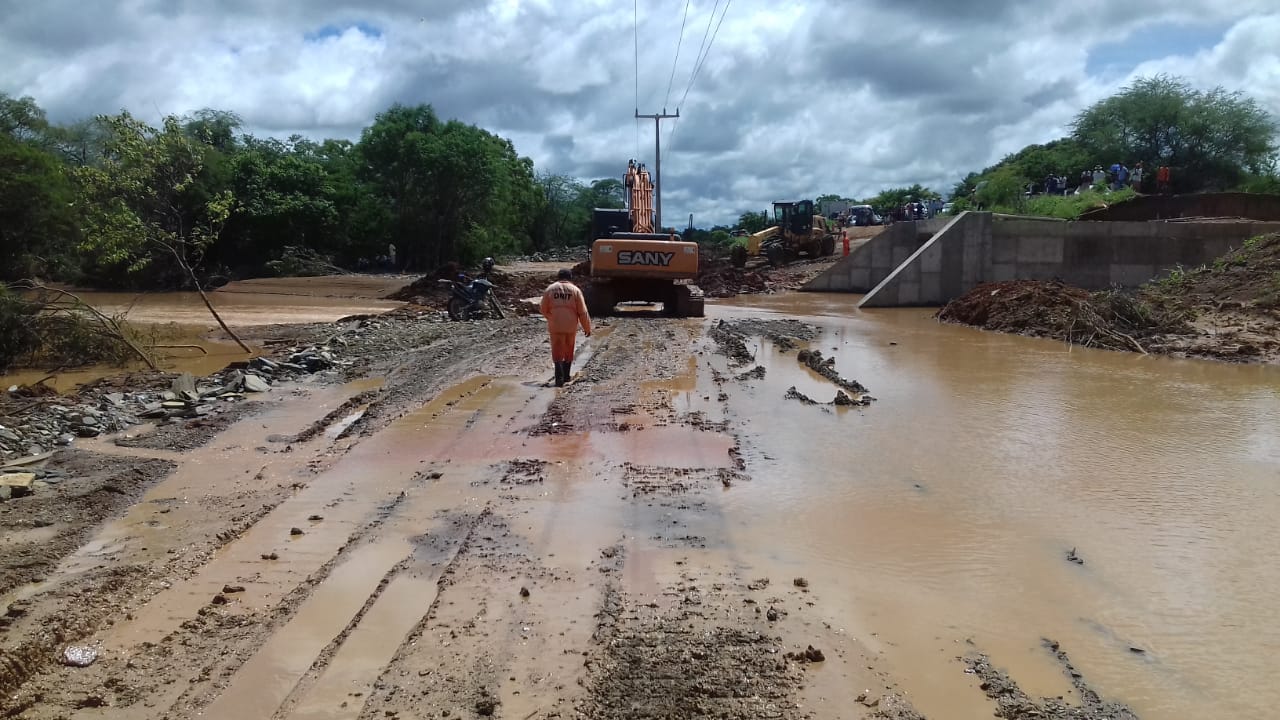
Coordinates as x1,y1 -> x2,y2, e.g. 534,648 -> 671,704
668,0 -> 732,146
685,0 -> 732,105
634,0 -> 641,160
663,0 -> 693,110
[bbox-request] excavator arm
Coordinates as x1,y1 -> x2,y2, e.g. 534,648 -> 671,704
624,160 -> 655,234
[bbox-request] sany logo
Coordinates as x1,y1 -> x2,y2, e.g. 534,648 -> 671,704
617,251 -> 675,266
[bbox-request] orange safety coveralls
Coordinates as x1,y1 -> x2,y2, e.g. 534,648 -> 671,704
539,281 -> 592,362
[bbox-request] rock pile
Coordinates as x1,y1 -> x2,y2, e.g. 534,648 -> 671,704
516,246 -> 588,263
0,342 -> 346,463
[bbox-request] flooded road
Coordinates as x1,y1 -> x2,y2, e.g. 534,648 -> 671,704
3,282 -> 1278,719
711,293 -> 1280,720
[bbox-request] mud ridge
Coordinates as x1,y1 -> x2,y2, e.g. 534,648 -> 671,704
965,639 -> 1139,720
291,388 -> 381,443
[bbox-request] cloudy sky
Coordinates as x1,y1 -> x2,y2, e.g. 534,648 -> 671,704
2,0 -> 1278,226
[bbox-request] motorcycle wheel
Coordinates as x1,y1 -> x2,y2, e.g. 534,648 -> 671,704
447,296 -> 469,321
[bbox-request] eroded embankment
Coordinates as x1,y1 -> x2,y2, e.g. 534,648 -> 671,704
937,233 -> 1280,363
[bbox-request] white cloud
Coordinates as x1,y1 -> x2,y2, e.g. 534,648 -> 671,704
0,1 -> 1276,226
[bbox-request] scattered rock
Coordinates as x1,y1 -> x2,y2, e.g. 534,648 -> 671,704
520,586 -> 531,598
1066,547 -> 1084,565
290,527 -> 304,536
766,607 -> 779,622
211,594 -> 229,605
261,552 -> 279,560
1128,646 -> 1145,654
222,585 -> 246,593
0,472 -> 37,498
792,577 -> 809,588
308,514 -> 324,521
61,645 -> 99,668
475,696 -> 499,716
242,375 -> 272,393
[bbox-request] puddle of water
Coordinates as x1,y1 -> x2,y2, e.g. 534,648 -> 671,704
324,405 -> 370,440
285,573 -> 439,720
710,296 -> 1280,720
5,379 -> 383,610
197,540 -> 412,720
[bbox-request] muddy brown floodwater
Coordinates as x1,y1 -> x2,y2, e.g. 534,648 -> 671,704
712,293 -> 1280,720
2,279 -> 1278,720
1,283 -> 407,391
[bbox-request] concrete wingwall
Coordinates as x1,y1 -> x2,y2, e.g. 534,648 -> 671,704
801,219 -> 948,293
852,212 -> 1280,308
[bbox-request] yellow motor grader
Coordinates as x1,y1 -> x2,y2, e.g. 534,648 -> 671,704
731,199 -> 836,268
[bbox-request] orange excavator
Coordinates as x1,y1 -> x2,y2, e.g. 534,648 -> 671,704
584,160 -> 704,317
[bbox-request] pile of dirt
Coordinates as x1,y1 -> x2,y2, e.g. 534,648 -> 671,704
937,281 -> 1188,354
939,233 -> 1280,362
388,264 -> 564,316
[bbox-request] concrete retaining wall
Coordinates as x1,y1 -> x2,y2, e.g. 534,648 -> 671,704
801,219 -> 947,293
853,212 -> 1280,307
1077,192 -> 1280,222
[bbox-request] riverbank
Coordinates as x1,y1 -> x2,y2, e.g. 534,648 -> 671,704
937,233 -> 1280,363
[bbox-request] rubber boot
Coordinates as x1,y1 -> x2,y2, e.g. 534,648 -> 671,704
562,359 -> 572,385
554,362 -> 566,387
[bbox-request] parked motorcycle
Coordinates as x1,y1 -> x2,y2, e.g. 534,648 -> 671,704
440,257 -> 505,321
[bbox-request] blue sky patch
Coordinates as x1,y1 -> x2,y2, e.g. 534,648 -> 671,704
306,22 -> 383,42
1086,21 -> 1229,77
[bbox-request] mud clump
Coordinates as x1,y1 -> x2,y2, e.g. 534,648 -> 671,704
966,639 -> 1140,720
796,349 -> 871,397
710,319 -> 820,367
735,366 -> 766,381
784,645 -> 825,663
709,321 -> 754,365
501,458 -> 547,485
784,386 -> 818,405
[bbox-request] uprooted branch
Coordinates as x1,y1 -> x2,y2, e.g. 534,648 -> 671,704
1,282 -> 159,372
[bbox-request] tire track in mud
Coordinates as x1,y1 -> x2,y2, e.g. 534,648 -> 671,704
4,315 -> 877,720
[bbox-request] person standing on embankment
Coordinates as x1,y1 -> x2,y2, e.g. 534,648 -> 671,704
539,268 -> 592,387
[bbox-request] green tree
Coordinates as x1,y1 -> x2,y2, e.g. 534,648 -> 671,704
356,104 -> 538,269
0,134 -> 79,280
0,94 -> 50,145
72,112 -> 234,287
974,167 -> 1027,210
1072,74 -> 1279,192
735,210 -> 770,233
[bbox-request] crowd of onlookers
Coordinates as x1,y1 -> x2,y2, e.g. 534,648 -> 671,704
1037,162 -> 1174,197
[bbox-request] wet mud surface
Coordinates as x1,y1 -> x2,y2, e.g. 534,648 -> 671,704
0,305 -> 1161,720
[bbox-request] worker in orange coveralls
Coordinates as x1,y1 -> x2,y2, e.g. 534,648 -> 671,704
539,268 -> 592,387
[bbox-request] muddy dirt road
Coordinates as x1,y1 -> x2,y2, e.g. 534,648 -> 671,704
3,293 -> 1277,719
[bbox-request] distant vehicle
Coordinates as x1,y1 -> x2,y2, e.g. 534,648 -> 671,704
941,202 -> 955,215
849,204 -> 882,227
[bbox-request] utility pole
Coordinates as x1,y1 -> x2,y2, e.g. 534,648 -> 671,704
636,108 -> 679,230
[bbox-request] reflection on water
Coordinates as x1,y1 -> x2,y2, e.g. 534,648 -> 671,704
710,294 -> 1280,720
